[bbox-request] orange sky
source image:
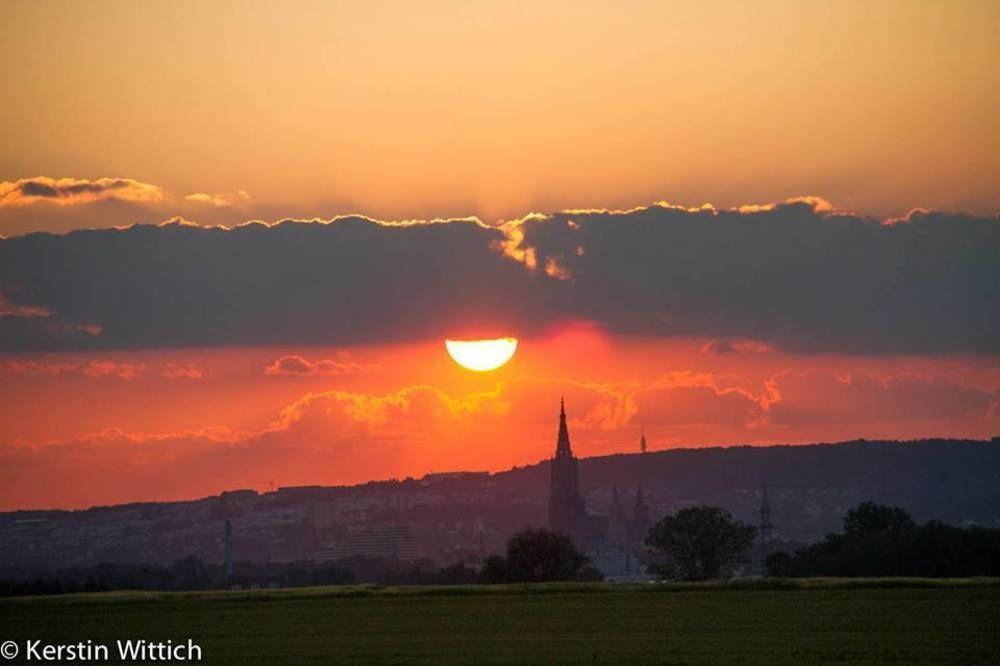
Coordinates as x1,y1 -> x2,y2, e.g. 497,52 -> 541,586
2,328 -> 997,510
2,0 -> 999,235
1,2 -> 998,510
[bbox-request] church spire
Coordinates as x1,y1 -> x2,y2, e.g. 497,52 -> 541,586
555,397 -> 573,458
640,427 -> 647,454
548,396 -> 586,540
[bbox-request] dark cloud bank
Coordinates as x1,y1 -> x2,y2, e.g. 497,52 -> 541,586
0,200 -> 997,354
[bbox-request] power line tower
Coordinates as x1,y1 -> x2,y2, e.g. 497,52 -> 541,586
224,519 -> 234,582
758,485 -> 774,576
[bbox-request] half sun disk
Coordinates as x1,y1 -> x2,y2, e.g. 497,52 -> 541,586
445,338 -> 518,372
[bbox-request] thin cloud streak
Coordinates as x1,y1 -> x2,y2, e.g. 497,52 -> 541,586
0,177 -> 164,208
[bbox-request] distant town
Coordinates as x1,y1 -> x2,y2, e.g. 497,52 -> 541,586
2,407 -> 997,583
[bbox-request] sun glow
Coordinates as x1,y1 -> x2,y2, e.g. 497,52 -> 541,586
445,338 -> 518,372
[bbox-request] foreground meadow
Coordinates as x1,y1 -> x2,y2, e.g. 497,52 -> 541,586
3,579 -> 997,664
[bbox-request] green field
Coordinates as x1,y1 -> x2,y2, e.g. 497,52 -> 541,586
3,579 -> 998,664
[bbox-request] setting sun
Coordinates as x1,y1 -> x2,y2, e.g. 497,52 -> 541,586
445,338 -> 518,372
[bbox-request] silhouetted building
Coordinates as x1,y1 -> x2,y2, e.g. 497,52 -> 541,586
603,484 -> 653,546
315,524 -> 420,562
629,484 -> 651,543
607,485 -> 630,548
594,484 -> 655,582
548,399 -> 588,543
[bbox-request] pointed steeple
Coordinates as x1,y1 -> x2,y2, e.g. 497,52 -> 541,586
640,427 -> 647,454
549,397 -> 587,540
555,397 -> 573,458
633,483 -> 646,514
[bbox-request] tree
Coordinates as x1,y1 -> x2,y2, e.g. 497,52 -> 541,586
479,528 -> 597,583
772,502 -> 1000,578
645,506 -> 756,581
843,501 -> 915,535
505,528 -> 590,582
765,551 -> 793,577
478,555 -> 510,584
171,556 -> 212,590
436,562 -> 479,585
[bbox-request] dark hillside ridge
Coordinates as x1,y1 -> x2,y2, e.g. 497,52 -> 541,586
2,438 -> 997,570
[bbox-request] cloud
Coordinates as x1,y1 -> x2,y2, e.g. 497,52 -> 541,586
0,308 -> 103,351
0,293 -> 53,318
0,177 -> 164,208
0,378 -> 643,507
0,359 -> 144,380
185,190 -> 251,207
0,360 -> 79,376
0,198 -> 997,354
160,363 -> 205,380
633,382 -> 765,429
264,354 -> 377,376
1,367 -> 996,509
701,338 -> 773,355
499,198 -> 1000,354
80,360 -> 144,380
157,216 -> 201,228
0,215 -> 555,352
0,383 -> 496,508
765,370 -> 997,426
0,359 -> 208,380
736,195 -> 836,215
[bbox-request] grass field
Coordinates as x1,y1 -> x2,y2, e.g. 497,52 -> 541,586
3,579 -> 998,664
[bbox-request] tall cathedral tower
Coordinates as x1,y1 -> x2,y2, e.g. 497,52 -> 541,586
548,399 -> 588,540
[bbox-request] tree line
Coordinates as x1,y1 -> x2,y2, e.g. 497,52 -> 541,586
767,501 -> 1000,577
478,502 -> 1000,583
0,555 -> 505,596
4,501 -> 997,595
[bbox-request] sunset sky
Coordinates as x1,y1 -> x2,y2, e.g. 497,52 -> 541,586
1,1 -> 998,510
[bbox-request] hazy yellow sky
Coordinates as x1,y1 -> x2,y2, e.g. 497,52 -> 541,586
2,0 -> 999,223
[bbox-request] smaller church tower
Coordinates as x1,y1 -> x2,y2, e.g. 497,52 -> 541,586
640,428 -> 647,454
629,484 -> 652,543
607,485 -> 630,548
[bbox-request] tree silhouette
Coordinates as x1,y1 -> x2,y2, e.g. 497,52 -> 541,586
645,506 -> 756,581
480,527 -> 597,583
768,501 -> 1000,577
843,501 -> 915,535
